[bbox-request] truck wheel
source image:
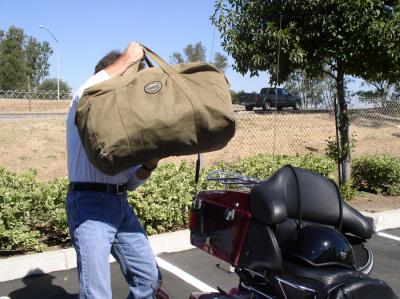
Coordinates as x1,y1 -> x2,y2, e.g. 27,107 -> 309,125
245,105 -> 254,111
293,100 -> 301,110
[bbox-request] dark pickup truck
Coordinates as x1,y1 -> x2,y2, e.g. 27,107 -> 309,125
238,88 -> 302,111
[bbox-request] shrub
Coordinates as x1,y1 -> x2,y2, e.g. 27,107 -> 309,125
128,162 -> 198,235
0,167 -> 45,253
0,153 -> 338,253
226,153 -> 335,180
352,154 -> 400,195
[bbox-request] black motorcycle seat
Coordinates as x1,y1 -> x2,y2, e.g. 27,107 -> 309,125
283,260 -> 367,287
283,261 -> 397,298
325,278 -> 398,299
250,166 -> 373,239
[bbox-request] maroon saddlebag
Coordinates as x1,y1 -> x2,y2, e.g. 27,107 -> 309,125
189,190 -> 252,267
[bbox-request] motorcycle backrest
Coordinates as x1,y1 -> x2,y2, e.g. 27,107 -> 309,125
250,166 -> 373,239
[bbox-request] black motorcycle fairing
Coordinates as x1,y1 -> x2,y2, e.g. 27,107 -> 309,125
250,166 -> 373,239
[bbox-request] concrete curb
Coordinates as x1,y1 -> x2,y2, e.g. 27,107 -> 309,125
362,208 -> 400,232
0,230 -> 194,282
1,209 -> 399,283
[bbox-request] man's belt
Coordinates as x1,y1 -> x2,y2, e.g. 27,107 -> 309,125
69,182 -> 128,195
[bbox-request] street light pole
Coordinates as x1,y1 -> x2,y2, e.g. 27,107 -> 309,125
39,25 -> 60,100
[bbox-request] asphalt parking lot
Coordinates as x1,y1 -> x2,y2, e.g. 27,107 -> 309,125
0,228 -> 399,299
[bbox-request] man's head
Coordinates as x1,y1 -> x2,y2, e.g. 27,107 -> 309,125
94,48 -> 146,74
94,50 -> 121,74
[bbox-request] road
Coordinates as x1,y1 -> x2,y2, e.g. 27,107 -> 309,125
0,228 -> 399,299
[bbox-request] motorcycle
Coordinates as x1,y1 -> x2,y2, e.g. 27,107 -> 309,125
180,165 -> 398,299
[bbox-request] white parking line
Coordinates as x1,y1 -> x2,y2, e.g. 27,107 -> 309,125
156,256 -> 217,293
377,232 -> 400,242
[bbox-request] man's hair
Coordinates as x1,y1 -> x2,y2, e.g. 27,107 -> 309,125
94,50 -> 121,74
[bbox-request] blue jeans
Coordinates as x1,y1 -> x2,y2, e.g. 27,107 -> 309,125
66,191 -> 161,299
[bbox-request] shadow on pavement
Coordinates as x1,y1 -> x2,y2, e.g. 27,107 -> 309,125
7,269 -> 77,299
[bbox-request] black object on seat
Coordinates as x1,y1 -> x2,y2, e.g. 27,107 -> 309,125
250,166 -> 373,239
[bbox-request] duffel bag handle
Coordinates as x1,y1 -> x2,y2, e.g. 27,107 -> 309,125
141,45 -> 177,75
120,60 -> 142,85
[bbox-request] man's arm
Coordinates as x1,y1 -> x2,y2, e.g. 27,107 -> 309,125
104,42 -> 144,77
136,160 -> 160,180
126,160 -> 160,191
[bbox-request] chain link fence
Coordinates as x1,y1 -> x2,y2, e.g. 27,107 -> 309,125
202,101 -> 400,166
0,90 -> 71,100
0,92 -> 399,165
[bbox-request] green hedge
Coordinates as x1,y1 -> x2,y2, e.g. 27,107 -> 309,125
352,154 -> 400,195
0,167 -> 69,254
4,153 -> 396,254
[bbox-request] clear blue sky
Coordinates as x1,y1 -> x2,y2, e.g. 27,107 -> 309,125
0,0 -> 270,93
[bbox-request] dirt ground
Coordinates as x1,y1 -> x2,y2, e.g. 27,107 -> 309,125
348,193 -> 400,213
0,99 -> 399,212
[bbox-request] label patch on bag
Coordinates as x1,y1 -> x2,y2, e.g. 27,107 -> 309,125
144,81 -> 162,94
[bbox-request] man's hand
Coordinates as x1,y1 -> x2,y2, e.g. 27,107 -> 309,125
136,159 -> 160,180
104,42 -> 144,77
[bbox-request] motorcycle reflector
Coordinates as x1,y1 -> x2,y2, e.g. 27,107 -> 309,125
189,190 -> 252,267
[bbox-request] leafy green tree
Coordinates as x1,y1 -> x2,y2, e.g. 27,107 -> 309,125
284,70 -> 324,109
212,52 -> 228,72
0,26 -> 53,90
212,0 -> 400,184
25,36 -> 52,87
0,27 -> 27,90
37,78 -> 72,96
184,42 -> 207,62
170,52 -> 185,64
170,41 -> 229,72
355,80 -> 399,108
230,89 -> 244,103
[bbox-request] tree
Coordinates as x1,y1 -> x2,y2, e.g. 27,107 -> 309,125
212,0 -> 400,184
284,70 -> 324,109
0,26 -> 53,90
170,41 -> 229,72
25,36 -> 52,87
230,89 -> 244,104
37,78 -> 72,98
212,52 -> 228,73
0,27 -> 27,90
355,80 -> 398,108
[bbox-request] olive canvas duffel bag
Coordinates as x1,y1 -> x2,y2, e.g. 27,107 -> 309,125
75,45 -> 236,175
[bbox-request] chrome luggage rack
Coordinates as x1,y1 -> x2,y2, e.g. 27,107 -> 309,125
206,170 -> 261,188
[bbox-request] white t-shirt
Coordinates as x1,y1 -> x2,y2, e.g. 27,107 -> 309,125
66,70 -> 146,190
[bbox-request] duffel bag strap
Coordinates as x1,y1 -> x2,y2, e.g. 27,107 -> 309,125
141,45 -> 177,75
120,61 -> 142,86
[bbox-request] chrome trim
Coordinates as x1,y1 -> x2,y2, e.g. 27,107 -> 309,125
225,208 -> 235,221
240,282 -> 275,299
276,277 -> 317,299
193,198 -> 202,209
359,241 -> 374,275
206,170 -> 261,188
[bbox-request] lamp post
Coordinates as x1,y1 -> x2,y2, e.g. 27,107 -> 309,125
39,25 -> 60,100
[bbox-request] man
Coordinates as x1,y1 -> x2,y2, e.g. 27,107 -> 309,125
66,42 -> 160,299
